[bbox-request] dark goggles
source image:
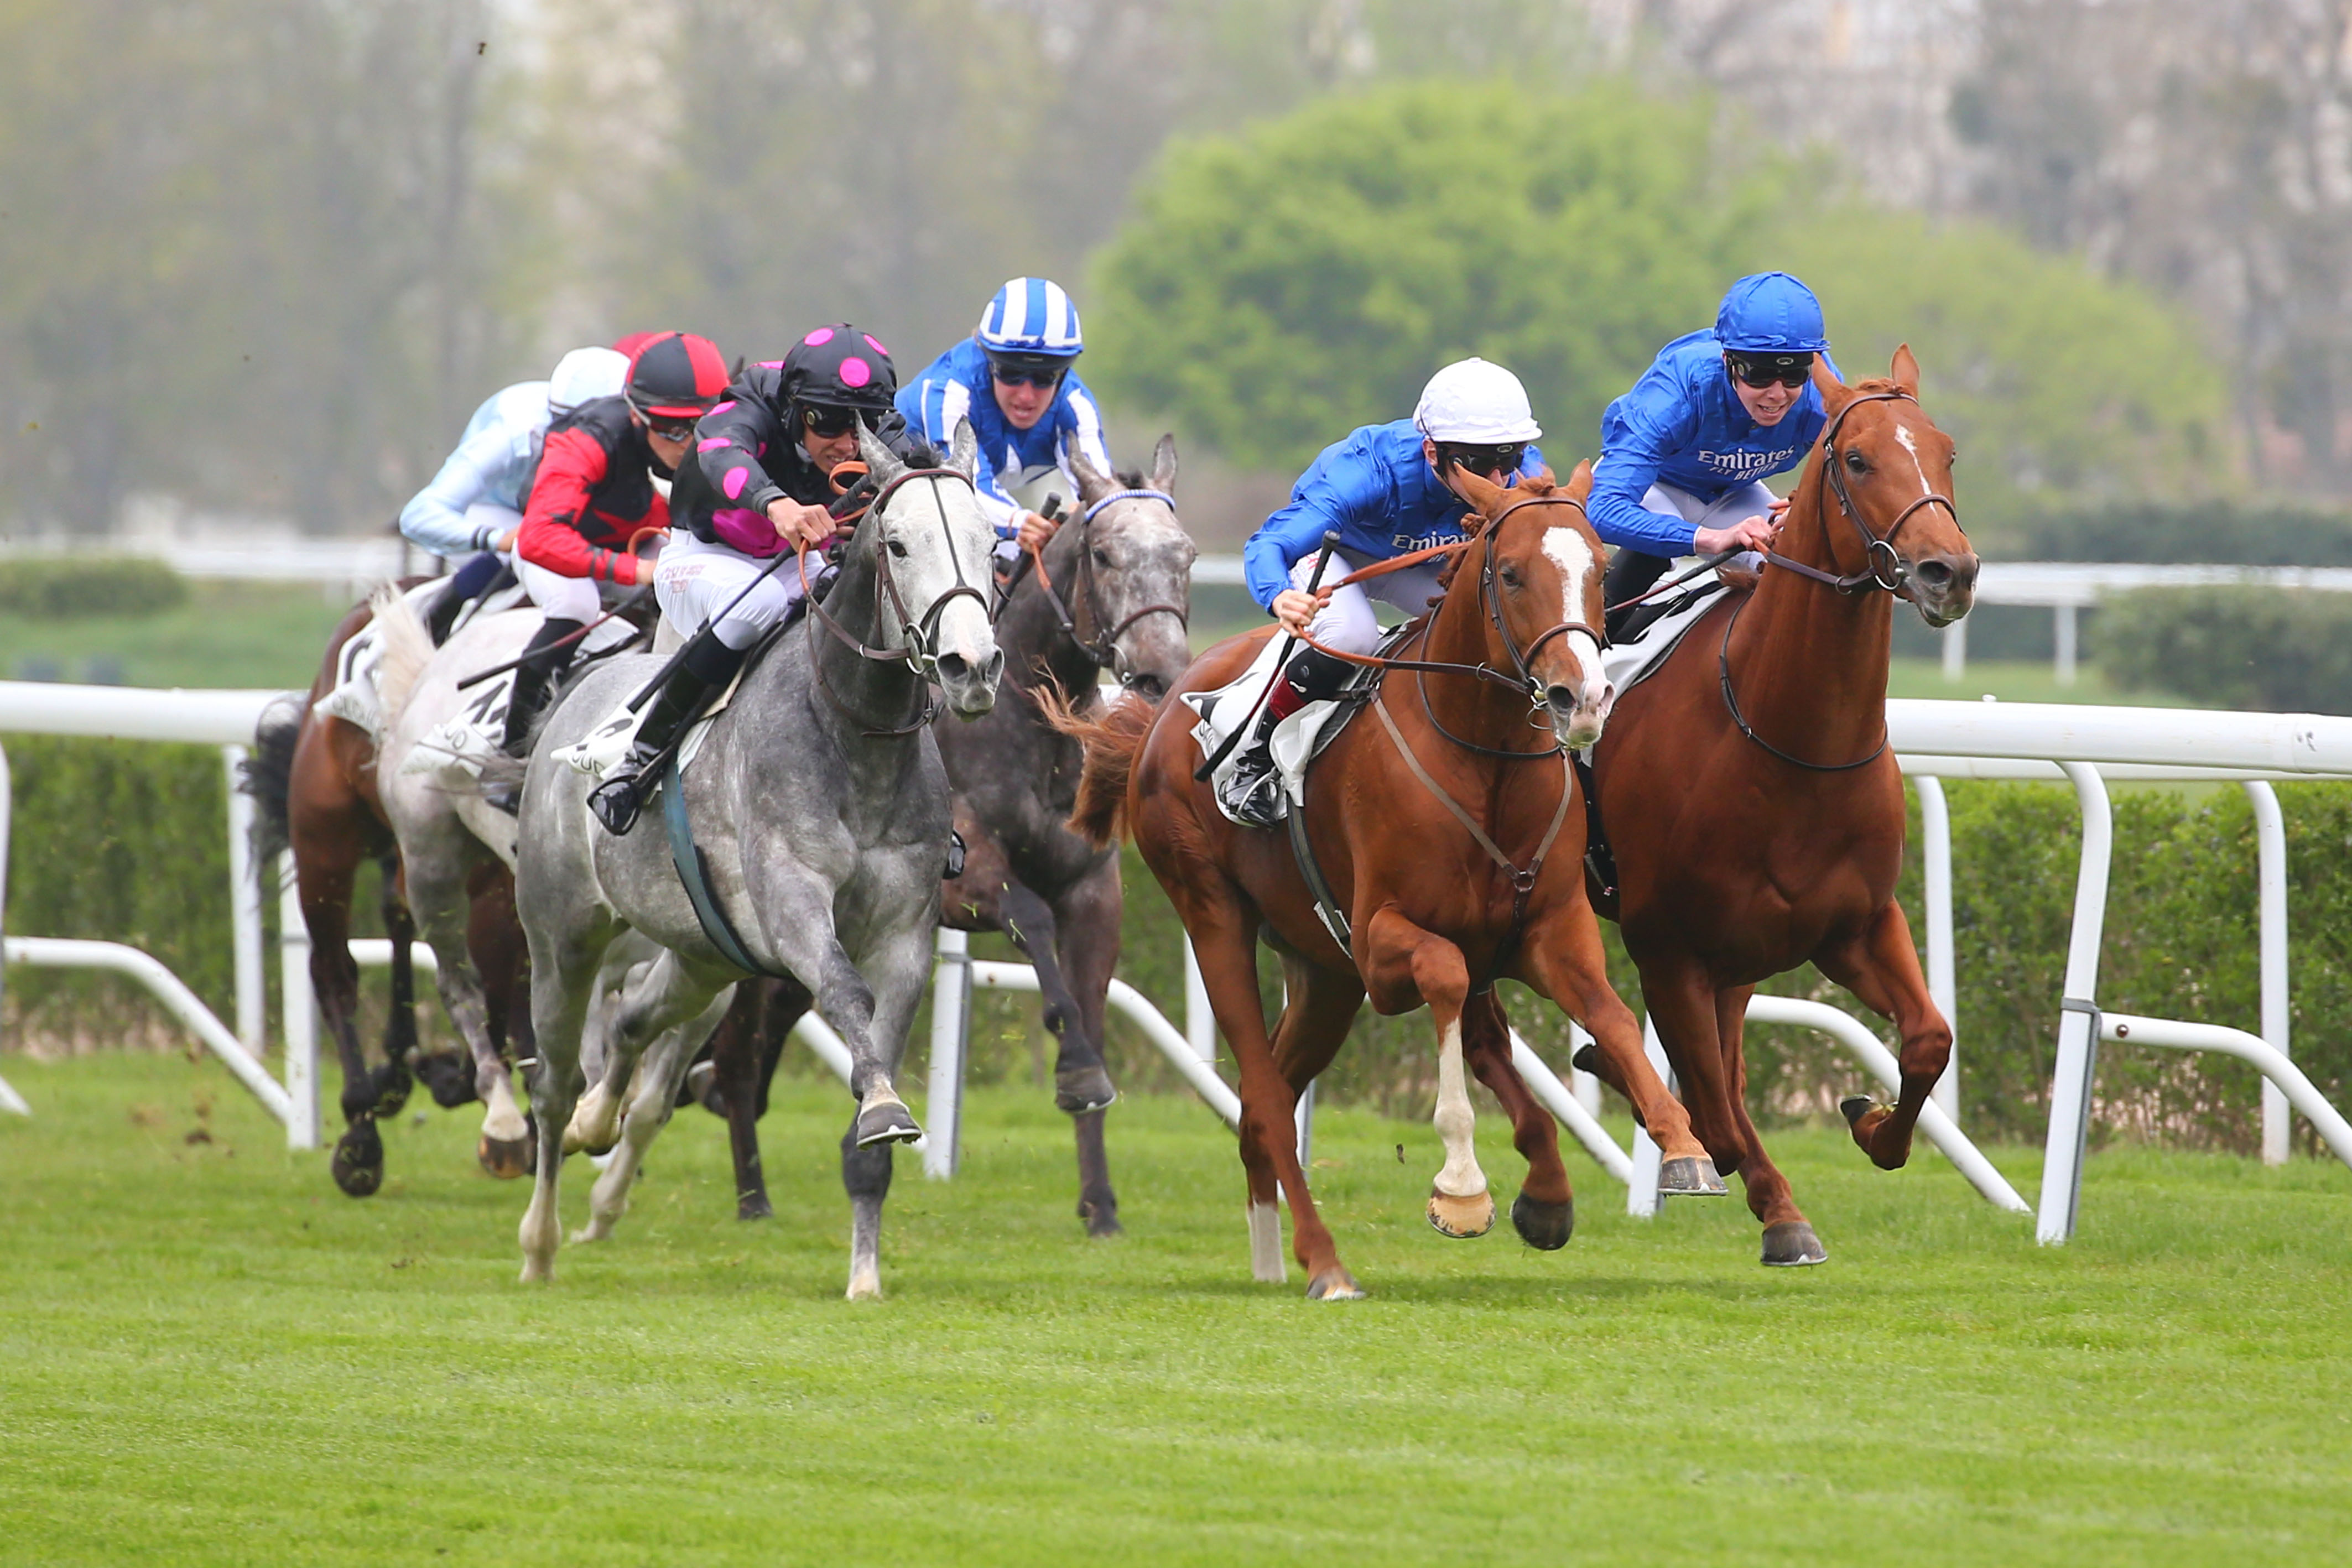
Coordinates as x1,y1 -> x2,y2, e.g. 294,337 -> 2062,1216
988,357 -> 1066,390
641,413 -> 700,442
1724,350 -> 1814,389
1437,442 -> 1527,480
802,402 -> 867,438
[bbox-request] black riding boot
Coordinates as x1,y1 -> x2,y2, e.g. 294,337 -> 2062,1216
1222,645 -> 1346,829
500,617 -> 585,758
1602,548 -> 1673,642
586,634 -> 747,836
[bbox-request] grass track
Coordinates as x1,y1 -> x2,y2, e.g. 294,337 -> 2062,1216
3,1054 -> 2348,1566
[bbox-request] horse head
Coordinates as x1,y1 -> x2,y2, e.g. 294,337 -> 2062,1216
1448,459 -> 1616,750
1060,433 -> 1196,702
857,420 -> 1005,716
1803,347 -> 1978,627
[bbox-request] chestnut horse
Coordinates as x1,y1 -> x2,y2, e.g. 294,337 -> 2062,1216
1059,463 -> 1723,1299
1581,347 -> 1978,1266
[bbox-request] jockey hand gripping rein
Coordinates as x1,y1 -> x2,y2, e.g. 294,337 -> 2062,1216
1194,529 -> 1340,782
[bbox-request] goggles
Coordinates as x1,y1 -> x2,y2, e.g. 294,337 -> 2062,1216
988,358 -> 1066,390
802,403 -> 865,439
630,399 -> 704,442
1724,351 -> 1814,389
1437,442 -> 1527,480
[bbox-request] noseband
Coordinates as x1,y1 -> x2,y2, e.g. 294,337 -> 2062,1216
1012,487 -> 1191,673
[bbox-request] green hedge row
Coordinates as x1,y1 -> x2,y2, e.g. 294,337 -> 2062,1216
2098,586 -> 2352,715
2020,499 -> 2352,566
9,734 -> 2344,1156
0,558 -> 189,619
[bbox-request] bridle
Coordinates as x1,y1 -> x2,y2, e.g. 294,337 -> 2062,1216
1010,487 -> 1191,676
1720,387 -> 1967,770
800,465 -> 992,737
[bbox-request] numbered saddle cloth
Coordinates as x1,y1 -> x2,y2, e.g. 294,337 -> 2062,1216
399,614 -> 639,782
314,579 -> 449,738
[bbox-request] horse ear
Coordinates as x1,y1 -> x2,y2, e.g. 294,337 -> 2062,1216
1062,433 -> 1113,503
1891,342 -> 1922,398
1148,432 -> 1178,494
1810,352 -> 1857,418
1565,457 -> 1595,502
1447,459 -> 1507,517
947,416 -> 979,480
857,421 -> 907,488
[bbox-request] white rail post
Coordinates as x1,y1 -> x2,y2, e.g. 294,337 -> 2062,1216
2053,603 -> 2079,687
2245,780 -> 2290,1165
1625,1016 -> 1669,1218
1940,616 -> 1968,683
0,739 -> 21,1116
275,853 -> 318,1149
2037,761 -> 2112,1244
222,745 -> 265,1055
924,928 -> 970,1180
1916,775 -> 1959,1123
1183,937 -> 1216,1064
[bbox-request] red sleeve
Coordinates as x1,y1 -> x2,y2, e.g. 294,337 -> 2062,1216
518,427 -> 642,585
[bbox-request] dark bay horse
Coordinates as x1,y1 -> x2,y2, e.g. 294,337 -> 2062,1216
1581,347 -> 1978,1266
698,436 -> 1195,1236
246,589 -> 529,1196
1058,463 -> 1723,1299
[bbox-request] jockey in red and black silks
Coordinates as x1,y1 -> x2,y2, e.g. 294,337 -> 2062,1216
497,329 -> 729,770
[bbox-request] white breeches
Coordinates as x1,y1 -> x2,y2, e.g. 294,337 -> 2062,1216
1640,478 -> 1778,546
654,532 -> 812,651
516,556 -> 601,623
1288,546 -> 1450,657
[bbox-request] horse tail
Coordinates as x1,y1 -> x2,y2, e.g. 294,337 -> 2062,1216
241,694 -> 307,865
1037,685 -> 1158,848
370,583 -> 435,738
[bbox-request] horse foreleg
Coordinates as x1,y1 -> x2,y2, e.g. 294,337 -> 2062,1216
710,979 -> 806,1221
1713,985 -> 1825,1266
999,878 -> 1116,1114
1814,900 -> 1952,1173
372,853 -> 417,1117
1461,992 -> 1573,1251
1048,868 -> 1127,1236
833,919 -> 934,1301
1360,908 -> 1492,1239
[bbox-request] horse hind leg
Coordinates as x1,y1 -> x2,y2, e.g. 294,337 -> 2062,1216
369,852 -> 417,1118
295,834 -> 383,1197
1460,992 -> 1574,1251
577,989 -> 733,1243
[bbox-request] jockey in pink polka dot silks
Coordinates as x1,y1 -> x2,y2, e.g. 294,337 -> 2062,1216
585,322 -> 928,836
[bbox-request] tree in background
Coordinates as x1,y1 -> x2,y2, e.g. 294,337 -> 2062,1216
1087,76 -> 2234,538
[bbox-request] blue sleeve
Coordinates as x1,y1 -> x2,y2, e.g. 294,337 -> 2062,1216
1241,449 -> 1386,609
1590,385 -> 1703,555
400,425 -> 511,556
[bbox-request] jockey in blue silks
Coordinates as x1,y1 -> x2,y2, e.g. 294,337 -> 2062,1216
1591,271 -> 1841,632
398,345 -> 629,643
1221,357 -> 1548,826
895,277 -> 1115,564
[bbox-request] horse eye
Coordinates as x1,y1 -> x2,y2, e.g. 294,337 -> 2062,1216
1499,566 -> 1521,587
886,538 -> 909,558
1844,450 -> 1869,474
1092,548 -> 1111,568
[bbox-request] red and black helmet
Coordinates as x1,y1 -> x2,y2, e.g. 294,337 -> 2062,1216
782,324 -> 898,417
625,331 -> 729,419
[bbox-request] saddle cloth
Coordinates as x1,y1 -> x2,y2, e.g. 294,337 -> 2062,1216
1182,626 -> 1396,826
548,647 -> 755,785
314,579 -> 459,738
1601,572 -> 1733,702
398,611 -> 639,783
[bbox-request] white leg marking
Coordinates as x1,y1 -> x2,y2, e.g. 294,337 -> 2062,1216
481,1073 -> 527,1143
1431,1015 -> 1487,1199
1247,1201 -> 1287,1284
560,1080 -> 618,1155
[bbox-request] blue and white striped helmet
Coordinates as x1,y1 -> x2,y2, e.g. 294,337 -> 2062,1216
975,277 -> 1085,361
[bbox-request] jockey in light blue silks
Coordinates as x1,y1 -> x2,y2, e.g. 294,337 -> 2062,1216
397,345 -> 630,644
896,277 -> 1114,565
1222,357 -> 1549,827
1591,271 -> 1841,634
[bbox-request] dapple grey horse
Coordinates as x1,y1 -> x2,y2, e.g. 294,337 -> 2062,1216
512,424 -> 1002,1296
699,434 -> 1196,1237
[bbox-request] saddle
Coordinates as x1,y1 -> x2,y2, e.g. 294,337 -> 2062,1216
1183,621 -> 1404,829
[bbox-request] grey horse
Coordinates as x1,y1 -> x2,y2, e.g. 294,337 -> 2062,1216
512,423 -> 1002,1296
698,435 -> 1196,1236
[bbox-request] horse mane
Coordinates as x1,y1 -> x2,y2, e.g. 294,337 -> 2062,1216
1848,377 -> 1902,397
370,585 -> 435,737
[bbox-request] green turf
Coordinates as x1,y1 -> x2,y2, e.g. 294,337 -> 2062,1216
2,1054 -> 2346,1565
0,580 -> 348,690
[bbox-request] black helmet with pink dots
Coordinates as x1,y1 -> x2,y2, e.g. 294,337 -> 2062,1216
780,324 -> 898,435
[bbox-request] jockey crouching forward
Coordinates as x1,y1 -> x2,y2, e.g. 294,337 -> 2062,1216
896,276 -> 1112,567
397,345 -> 630,644
1224,357 -> 1548,828
491,331 -> 729,805
1593,271 -> 1841,638
585,323 -> 925,836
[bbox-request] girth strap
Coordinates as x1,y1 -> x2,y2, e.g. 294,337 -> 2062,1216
1286,807 -> 1354,950
662,752 -> 779,977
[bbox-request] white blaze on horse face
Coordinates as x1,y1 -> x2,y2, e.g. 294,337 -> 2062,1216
1539,526 -> 1613,732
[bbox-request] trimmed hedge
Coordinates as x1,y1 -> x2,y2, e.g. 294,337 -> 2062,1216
0,557 -> 189,619
9,734 -> 2346,1156
2022,499 -> 2352,566
2098,586 -> 2352,715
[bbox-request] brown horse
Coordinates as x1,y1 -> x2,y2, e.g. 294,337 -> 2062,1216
1581,347 -> 1978,1266
1058,462 -> 1723,1299
246,591 -> 532,1196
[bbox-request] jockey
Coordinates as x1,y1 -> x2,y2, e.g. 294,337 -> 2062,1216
497,330 -> 729,770
895,277 -> 1112,565
585,324 -> 925,836
1591,271 -> 1841,632
1224,357 -> 1547,827
398,345 -> 630,643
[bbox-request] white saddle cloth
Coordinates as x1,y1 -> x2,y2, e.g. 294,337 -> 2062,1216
314,579 -> 450,738
1180,634 -> 1356,826
1600,568 -> 1736,701
399,613 -> 639,783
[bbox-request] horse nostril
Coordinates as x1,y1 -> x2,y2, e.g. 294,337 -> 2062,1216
1544,683 -> 1576,712
980,648 -> 1005,685
1914,558 -> 1953,591
936,652 -> 969,682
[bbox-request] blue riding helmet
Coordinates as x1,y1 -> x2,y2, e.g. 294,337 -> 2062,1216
976,277 -> 1085,361
1715,272 -> 1829,354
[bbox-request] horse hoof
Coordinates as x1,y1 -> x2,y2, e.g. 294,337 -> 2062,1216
1570,1041 -> 1600,1076
1053,1066 -> 1118,1116
1839,1095 -> 1877,1127
1427,1188 -> 1495,1238
477,1134 -> 533,1180
369,1062 -> 413,1119
409,1050 -> 479,1109
331,1119 -> 384,1197
854,1099 -> 923,1148
685,1059 -> 719,1113
736,1194 -> 773,1221
1511,1191 -> 1574,1251
1305,1268 -> 1366,1301
1761,1221 -> 1828,1267
1080,1199 -> 1124,1239
1658,1156 -> 1729,1196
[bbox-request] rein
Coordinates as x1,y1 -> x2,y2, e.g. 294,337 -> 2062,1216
1013,487 -> 1190,672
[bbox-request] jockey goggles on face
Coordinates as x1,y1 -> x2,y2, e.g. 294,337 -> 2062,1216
988,357 -> 1066,390
1436,441 -> 1526,480
801,402 -> 867,439
1724,350 -> 1814,389
632,405 -> 701,442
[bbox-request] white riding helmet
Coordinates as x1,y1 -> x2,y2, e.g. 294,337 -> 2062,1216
1412,357 -> 1542,445
545,346 -> 631,417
